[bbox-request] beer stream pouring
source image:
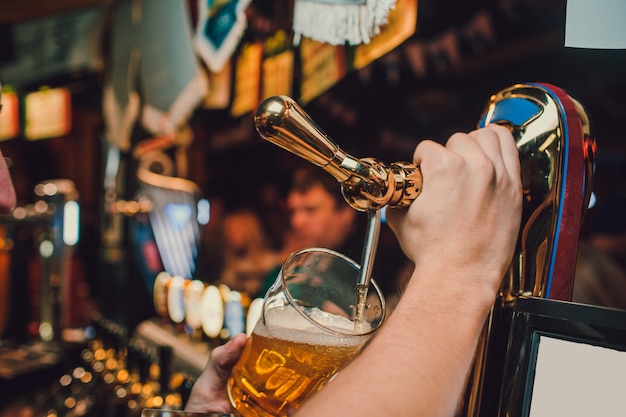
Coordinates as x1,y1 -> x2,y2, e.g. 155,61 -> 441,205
255,95 -> 422,322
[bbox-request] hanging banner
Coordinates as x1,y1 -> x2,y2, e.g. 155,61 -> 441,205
261,30 -> 295,100
195,0 -> 252,72
103,0 -> 206,151
0,89 -> 20,141
299,38 -> 346,104
352,0 -> 417,70
23,87 -> 72,141
231,42 -> 263,117
292,0 -> 396,46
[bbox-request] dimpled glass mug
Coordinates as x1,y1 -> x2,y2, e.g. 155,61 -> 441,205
227,247 -> 385,417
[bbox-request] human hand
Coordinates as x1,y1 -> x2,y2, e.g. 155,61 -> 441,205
386,125 -> 522,298
184,333 -> 247,414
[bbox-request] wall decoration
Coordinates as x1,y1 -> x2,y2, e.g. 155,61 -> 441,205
292,0 -> 397,46
102,0 -> 207,151
195,0 -> 253,73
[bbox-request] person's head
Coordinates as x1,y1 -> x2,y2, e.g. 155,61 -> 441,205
286,165 -> 357,250
0,85 -> 17,214
223,209 -> 269,253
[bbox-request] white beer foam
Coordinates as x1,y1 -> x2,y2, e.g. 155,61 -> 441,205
259,305 -> 370,347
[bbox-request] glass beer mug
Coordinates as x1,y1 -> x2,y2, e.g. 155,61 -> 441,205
227,247 -> 385,417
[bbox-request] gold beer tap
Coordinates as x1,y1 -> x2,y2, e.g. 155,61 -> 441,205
255,96 -> 422,212
256,95 -> 414,296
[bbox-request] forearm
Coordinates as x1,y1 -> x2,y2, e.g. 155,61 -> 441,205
294,266 -> 496,417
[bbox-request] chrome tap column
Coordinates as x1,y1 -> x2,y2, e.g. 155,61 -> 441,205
462,83 -> 595,417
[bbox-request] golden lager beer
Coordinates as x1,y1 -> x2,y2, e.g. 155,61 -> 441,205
227,248 -> 385,417
227,305 -> 369,417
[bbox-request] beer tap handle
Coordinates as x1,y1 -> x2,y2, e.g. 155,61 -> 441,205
255,96 -> 352,181
255,96 -> 422,211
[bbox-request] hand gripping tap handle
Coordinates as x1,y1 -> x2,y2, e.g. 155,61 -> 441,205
254,96 -> 422,212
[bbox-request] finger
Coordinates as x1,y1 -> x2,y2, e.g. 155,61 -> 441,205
469,125 -> 520,179
485,124 -> 520,180
227,333 -> 248,357
213,333 -> 247,371
444,130 -> 488,157
411,139 -> 445,167
387,140 -> 445,246
388,140 -> 444,224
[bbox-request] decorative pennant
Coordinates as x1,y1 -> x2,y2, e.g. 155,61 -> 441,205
102,0 -> 139,151
139,0 -> 208,138
299,38 -> 346,104
352,0 -> 417,70
293,0 -> 397,46
262,30 -> 295,99
0,89 -> 20,141
103,0 -> 207,151
23,87 -> 72,141
195,0 -> 252,73
231,42 -> 263,117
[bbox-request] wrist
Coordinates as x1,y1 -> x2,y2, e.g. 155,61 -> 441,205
402,264 -> 501,318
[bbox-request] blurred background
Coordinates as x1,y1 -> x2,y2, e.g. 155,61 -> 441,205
1,0 -> 625,415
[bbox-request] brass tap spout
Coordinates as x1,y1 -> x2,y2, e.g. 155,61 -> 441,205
255,96 -> 422,211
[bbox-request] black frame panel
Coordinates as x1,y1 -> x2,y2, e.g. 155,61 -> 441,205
498,296 -> 626,417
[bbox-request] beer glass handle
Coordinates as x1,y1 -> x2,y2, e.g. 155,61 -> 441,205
255,96 -> 422,212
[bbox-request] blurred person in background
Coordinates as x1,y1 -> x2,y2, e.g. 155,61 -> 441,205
218,209 -> 282,298
259,165 -> 411,301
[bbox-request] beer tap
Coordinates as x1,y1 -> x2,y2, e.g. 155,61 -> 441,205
255,96 -> 423,212
255,95 -> 420,309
